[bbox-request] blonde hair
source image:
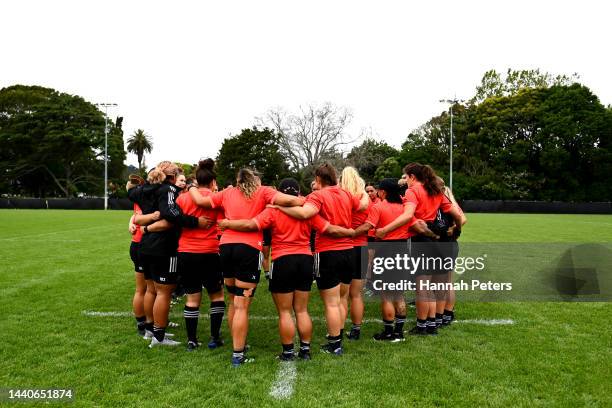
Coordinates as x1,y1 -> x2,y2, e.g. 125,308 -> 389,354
340,166 -> 365,195
147,161 -> 180,184
147,168 -> 165,184
156,161 -> 180,178
237,168 -> 260,199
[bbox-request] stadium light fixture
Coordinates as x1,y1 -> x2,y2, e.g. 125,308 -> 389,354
439,97 -> 464,191
95,103 -> 118,210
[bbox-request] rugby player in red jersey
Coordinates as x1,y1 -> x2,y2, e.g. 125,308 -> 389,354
174,159 -> 226,351
340,167 -> 369,340
219,178 -> 354,360
188,168 -> 306,366
271,163 -> 369,355
376,163 -> 465,335
354,178 -> 410,341
363,183 -> 380,294
175,173 -> 187,191
366,183 -> 380,204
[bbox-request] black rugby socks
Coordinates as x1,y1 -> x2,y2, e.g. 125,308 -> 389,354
135,316 -> 146,331
153,325 -> 166,342
209,301 -> 225,339
383,319 -> 394,334
183,306 -> 199,342
394,314 -> 406,334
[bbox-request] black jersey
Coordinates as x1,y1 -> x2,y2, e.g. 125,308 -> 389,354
128,182 -> 158,215
128,182 -> 199,256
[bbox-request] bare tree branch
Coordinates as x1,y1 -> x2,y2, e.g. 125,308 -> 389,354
259,102 -> 353,174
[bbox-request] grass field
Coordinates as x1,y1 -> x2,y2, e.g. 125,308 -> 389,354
1,210 -> 611,407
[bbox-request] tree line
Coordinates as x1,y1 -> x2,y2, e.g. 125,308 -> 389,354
218,70 -> 612,201
1,69 -> 611,201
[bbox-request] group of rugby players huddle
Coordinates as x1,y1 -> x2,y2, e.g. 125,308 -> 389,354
126,158 -> 466,367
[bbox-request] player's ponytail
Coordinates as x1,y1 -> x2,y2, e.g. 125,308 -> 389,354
237,168 -> 260,199
147,168 -> 166,184
314,163 -> 338,187
403,162 -> 443,196
340,166 -> 365,195
156,161 -> 180,183
196,158 -> 216,187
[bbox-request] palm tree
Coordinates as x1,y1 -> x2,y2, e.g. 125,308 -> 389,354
126,129 -> 153,172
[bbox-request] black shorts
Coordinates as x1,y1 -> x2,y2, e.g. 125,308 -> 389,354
141,254 -> 178,285
410,236 -> 455,276
219,243 -> 262,284
370,239 -> 410,295
130,242 -> 144,274
269,254 -> 313,293
177,252 -> 223,294
314,249 -> 353,290
351,246 -> 366,280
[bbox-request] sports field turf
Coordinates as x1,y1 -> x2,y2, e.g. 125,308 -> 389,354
1,210 -> 611,407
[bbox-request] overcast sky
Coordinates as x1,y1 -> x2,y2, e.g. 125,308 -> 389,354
2,0 -> 611,168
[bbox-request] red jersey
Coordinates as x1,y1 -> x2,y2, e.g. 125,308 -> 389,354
366,200 -> 411,240
404,181 -> 453,222
367,197 -> 378,239
131,204 -> 143,243
351,199 -> 372,247
176,188 -> 220,253
210,186 -> 279,250
304,185 -> 361,252
254,208 -> 329,260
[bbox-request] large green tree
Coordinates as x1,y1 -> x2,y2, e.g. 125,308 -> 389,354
0,85 -> 126,197
215,126 -> 291,187
397,78 -> 612,201
176,162 -> 195,177
346,138 -> 398,182
373,157 -> 402,180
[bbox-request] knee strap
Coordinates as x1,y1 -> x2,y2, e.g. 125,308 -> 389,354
233,286 -> 256,298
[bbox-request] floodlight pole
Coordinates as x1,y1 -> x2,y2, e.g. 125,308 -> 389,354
96,103 -> 118,210
439,97 -> 464,191
450,104 -> 453,191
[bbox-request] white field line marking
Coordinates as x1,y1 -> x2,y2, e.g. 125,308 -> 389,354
269,361 -> 297,400
453,319 -> 514,325
82,311 -> 133,317
81,311 -> 515,325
